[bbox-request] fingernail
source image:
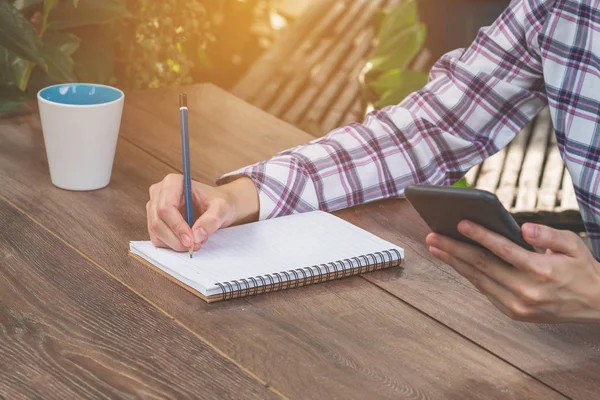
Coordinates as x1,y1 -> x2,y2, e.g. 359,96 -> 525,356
526,224 -> 539,238
426,233 -> 439,246
193,228 -> 207,244
181,234 -> 192,247
460,221 -> 473,234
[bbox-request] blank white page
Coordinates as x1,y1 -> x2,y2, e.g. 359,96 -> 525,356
130,210 -> 404,296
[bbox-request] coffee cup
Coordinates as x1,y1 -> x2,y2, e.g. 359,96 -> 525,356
37,83 -> 124,191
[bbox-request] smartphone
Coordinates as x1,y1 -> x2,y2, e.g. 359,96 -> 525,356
404,184 -> 535,251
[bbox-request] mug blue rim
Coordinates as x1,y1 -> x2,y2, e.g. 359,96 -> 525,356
37,83 -> 124,107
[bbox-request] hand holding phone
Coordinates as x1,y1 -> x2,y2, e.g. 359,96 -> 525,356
405,184 -> 535,252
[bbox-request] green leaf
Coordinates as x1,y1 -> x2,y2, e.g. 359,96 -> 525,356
9,55 -> 32,90
13,0 -> 42,11
377,0 -> 419,43
453,177 -> 470,188
0,1 -> 46,67
370,69 -> 403,96
71,24 -> 114,84
41,31 -> 80,82
374,70 -> 428,109
0,45 -> 34,90
25,63 -> 57,96
372,8 -> 388,35
13,0 -> 43,23
369,23 -> 426,73
0,46 -> 13,82
47,0 -> 131,30
42,0 -> 59,33
0,82 -> 29,114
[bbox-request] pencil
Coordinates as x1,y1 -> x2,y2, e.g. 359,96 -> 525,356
179,93 -> 194,258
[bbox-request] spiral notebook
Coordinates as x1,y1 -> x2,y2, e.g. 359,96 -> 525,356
129,211 -> 404,303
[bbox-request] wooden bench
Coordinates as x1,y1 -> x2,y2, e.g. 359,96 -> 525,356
233,0 -> 406,136
234,0 -> 584,231
465,109 -> 583,230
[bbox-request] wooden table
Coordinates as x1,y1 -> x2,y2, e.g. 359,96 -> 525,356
1,84 -> 599,400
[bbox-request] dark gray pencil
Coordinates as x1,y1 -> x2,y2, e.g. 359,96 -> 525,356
179,93 -> 194,258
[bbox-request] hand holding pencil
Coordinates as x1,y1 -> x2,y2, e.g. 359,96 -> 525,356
145,95 -> 261,253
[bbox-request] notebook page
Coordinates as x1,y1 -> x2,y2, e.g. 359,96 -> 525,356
130,210 -> 403,296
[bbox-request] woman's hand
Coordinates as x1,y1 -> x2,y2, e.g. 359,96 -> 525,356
146,174 -> 259,252
426,221 -> 600,323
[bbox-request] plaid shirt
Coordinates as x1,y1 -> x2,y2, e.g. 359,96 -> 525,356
221,0 -> 600,258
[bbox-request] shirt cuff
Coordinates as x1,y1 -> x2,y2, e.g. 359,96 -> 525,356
216,158 -> 319,221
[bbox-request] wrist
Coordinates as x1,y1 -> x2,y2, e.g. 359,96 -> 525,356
219,177 -> 260,225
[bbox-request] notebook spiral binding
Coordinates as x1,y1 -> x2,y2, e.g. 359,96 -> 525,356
215,248 -> 403,301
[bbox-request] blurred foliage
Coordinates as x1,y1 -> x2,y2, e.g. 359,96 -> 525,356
0,0 -> 273,114
360,0 -> 428,112
453,176 -> 470,187
114,0 -> 273,90
0,0 -> 132,114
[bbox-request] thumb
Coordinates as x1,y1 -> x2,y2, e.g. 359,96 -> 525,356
191,202 -> 228,243
522,223 -> 582,256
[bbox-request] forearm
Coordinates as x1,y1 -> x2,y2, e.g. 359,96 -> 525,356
220,0 -> 551,220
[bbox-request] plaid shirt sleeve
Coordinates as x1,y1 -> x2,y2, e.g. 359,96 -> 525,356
219,0 -> 551,220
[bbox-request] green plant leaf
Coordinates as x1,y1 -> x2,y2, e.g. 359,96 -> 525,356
374,70 -> 428,109
377,0 -> 419,43
25,62 -> 57,96
13,0 -> 42,11
0,45 -> 34,90
0,82 -> 29,114
71,24 -> 114,84
47,0 -> 131,30
0,46 -> 12,82
370,69 -> 403,96
9,55 -> 31,90
372,8 -> 388,35
42,31 -> 80,82
42,0 -> 59,33
370,23 -> 426,73
452,177 -> 470,188
13,0 -> 43,24
0,0 -> 46,67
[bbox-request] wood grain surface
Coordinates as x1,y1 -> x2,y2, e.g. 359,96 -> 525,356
0,91 -> 566,399
0,200 -> 279,400
121,84 -> 600,400
120,84 -> 312,183
339,200 -> 600,400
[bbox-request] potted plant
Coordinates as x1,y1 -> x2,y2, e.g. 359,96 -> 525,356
358,0 -> 428,116
0,0 -> 131,115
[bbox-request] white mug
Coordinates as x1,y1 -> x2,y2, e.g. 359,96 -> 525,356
37,83 -> 124,191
